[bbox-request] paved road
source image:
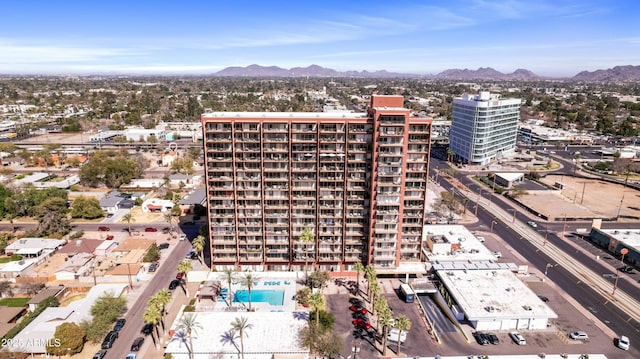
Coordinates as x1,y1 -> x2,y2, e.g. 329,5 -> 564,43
103,239 -> 192,359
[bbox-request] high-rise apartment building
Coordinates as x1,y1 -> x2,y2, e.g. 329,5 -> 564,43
201,95 -> 431,272
450,92 -> 521,165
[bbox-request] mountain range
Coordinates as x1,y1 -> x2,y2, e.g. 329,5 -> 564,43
212,64 -> 640,82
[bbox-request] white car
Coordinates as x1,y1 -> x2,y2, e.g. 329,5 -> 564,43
492,251 -> 502,258
476,236 -> 485,243
569,331 -> 589,341
617,335 -> 630,350
527,221 -> 538,228
510,331 -> 526,345
387,328 -> 407,343
179,233 -> 187,241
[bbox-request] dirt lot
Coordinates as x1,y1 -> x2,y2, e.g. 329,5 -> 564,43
520,174 -> 640,221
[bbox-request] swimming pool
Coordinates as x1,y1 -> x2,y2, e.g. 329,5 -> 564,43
233,290 -> 284,306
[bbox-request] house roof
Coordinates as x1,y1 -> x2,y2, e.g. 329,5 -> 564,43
55,253 -> 93,273
28,286 -> 66,306
12,284 -> 128,353
179,187 -> 206,205
107,263 -> 143,276
6,238 -> 65,252
57,239 -> 102,256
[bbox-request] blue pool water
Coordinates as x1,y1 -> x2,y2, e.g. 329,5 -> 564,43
233,290 -> 284,306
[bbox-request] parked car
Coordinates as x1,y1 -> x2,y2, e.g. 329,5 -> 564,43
141,323 -> 153,335
92,349 -> 107,359
126,354 -> 137,359
473,332 -> 490,345
619,266 -> 635,274
349,305 -> 367,314
510,331 -> 526,345
113,318 -> 126,331
162,227 -> 170,234
538,295 -> 550,302
352,318 -> 371,330
492,251 -> 502,258
487,333 -> 500,345
158,243 -> 170,250
98,226 -> 110,231
101,330 -> 118,349
105,235 -> 114,241
179,233 -> 187,241
131,337 -> 144,351
476,236 -> 485,242
176,272 -> 185,280
527,221 -> 538,228
617,335 -> 630,350
169,279 -> 180,290
387,328 -> 407,343
569,331 -> 589,341
144,227 -> 157,232
148,262 -> 159,272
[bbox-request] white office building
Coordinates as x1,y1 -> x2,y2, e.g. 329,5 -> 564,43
450,92 -> 520,165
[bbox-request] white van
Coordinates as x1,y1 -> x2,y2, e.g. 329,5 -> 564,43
387,328 -> 407,343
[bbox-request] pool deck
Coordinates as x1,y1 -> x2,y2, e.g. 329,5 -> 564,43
203,273 -> 299,312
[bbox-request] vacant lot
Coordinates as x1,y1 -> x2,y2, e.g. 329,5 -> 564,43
520,174 -> 640,221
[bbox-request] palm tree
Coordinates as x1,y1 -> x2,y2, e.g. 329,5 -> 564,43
192,235 -> 205,263
446,147 -> 455,163
393,314 -> 412,355
353,262 -> 365,296
164,211 -> 174,232
222,268 -> 237,306
153,289 -> 172,318
299,228 -> 314,279
239,272 -> 261,311
177,260 -> 193,296
364,264 -> 376,298
143,303 -> 162,348
308,291 -> 324,324
230,316 -> 253,359
122,212 -> 135,233
377,304 -> 394,356
369,281 -> 381,313
177,313 -> 203,359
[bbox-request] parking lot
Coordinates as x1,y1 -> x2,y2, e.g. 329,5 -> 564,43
324,276 -> 632,359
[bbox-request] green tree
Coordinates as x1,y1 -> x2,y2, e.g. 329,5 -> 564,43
222,268 -> 237,306
46,322 -> 85,356
299,228 -> 315,279
69,196 -> 104,219
177,260 -> 193,296
191,235 -> 205,263
353,262 -> 365,296
90,292 -> 127,323
369,281 -> 381,314
364,264 -> 376,299
35,197 -> 71,236
176,313 -> 202,359
230,316 -> 253,359
239,272 -> 261,311
122,211 -> 135,233
143,303 -> 162,348
308,291 -> 325,324
393,314 -> 412,354
308,270 -> 331,290
143,243 -> 161,262
377,301 -> 394,356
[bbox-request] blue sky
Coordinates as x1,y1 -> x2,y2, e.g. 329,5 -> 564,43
0,0 -> 638,76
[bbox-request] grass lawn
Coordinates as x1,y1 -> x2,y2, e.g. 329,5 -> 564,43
0,297 -> 30,307
0,257 -> 21,264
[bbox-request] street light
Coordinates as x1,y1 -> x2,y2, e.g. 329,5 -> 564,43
490,220 -> 498,233
507,208 -> 517,223
544,263 -> 555,276
538,230 -> 553,246
612,268 -> 620,296
351,339 -> 361,359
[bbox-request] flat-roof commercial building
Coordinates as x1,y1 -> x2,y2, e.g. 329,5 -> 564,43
201,95 -> 432,272
450,92 -> 520,165
589,227 -> 640,266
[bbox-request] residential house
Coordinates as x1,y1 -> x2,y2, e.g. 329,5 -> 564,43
141,198 -> 174,213
0,307 -> 27,338
168,173 -> 202,189
5,238 -> 65,258
55,253 -> 94,281
161,151 -> 178,167
11,284 -> 128,354
57,239 -> 102,258
26,286 -> 65,312
178,187 -> 206,215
